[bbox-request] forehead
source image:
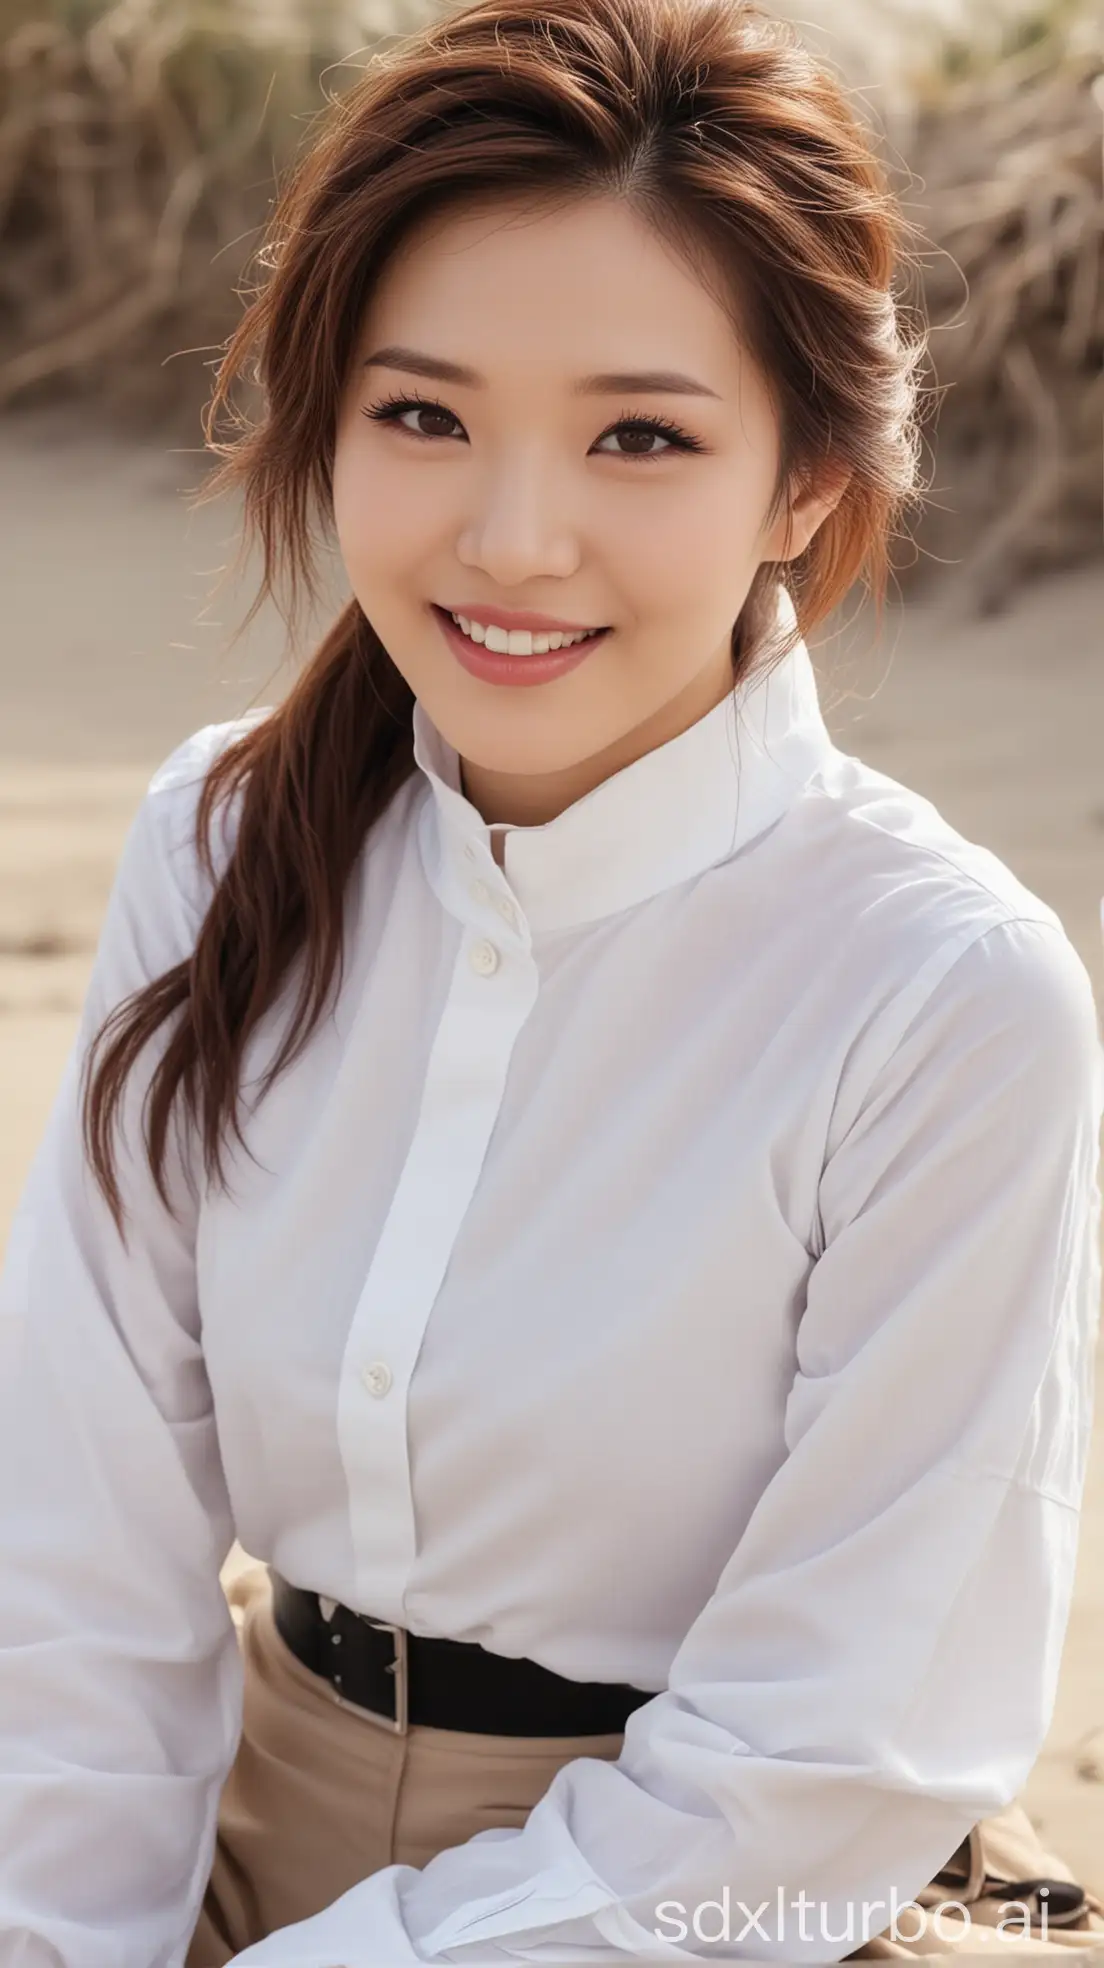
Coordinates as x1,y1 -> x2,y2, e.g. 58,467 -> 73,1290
357,192 -> 758,396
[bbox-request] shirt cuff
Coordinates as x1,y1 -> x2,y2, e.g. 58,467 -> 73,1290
228,1861 -> 424,1963
223,1842 -> 645,1964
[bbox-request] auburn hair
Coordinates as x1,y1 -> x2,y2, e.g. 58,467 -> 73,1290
82,0 -> 931,1235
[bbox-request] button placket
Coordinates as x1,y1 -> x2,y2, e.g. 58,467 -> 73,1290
456,833 -> 525,943
467,874 -> 522,941
336,884 -> 539,1608
469,938 -> 501,976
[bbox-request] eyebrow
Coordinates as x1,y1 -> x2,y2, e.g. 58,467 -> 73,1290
361,344 -> 722,400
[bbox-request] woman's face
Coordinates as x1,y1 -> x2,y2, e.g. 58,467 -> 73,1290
332,192 -> 843,827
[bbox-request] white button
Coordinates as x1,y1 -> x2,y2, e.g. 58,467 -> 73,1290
361,1360 -> 393,1398
470,879 -> 492,904
493,894 -> 517,927
469,939 -> 500,976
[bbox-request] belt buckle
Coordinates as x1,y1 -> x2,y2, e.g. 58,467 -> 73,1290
361,1618 -> 409,1735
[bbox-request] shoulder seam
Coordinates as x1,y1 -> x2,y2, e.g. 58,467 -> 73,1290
810,915 -> 1091,1258
862,913 -> 1082,1085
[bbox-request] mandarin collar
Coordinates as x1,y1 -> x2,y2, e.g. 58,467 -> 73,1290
412,585 -> 834,936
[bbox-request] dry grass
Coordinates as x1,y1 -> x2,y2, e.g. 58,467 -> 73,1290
0,0 -> 447,419
897,1 -> 1103,607
0,0 -> 1100,607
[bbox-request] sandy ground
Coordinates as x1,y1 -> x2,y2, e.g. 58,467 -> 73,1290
1,404 -> 1102,1896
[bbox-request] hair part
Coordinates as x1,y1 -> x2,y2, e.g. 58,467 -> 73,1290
82,0 -> 932,1237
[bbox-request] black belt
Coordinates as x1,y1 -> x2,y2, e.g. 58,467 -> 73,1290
270,1570 -> 654,1737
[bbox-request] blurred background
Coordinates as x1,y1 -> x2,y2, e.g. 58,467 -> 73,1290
0,0 -> 1102,1900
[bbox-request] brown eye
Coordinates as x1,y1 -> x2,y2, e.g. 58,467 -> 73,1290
362,395 -> 707,461
406,406 -> 459,439
600,426 -> 672,458
362,394 -> 464,440
592,414 -> 707,462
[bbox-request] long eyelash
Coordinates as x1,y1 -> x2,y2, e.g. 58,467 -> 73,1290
360,392 -> 706,458
362,389 -> 455,429
602,409 -> 707,457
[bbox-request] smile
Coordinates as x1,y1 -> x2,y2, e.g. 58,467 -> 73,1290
447,611 -> 606,656
431,604 -> 611,687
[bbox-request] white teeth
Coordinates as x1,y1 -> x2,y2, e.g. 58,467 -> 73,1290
450,611 -> 598,656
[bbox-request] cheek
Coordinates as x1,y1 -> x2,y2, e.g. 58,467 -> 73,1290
605,482 -> 755,609
332,446 -> 421,587
330,442 -> 368,570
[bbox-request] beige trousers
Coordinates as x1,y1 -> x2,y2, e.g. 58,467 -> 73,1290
185,1569 -> 626,1963
185,1568 -> 1104,1965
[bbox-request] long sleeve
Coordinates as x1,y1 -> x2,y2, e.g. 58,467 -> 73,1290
226,912 -> 1103,1966
0,736 -> 244,1967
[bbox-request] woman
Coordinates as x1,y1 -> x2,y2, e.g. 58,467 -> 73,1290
0,0 -> 1101,1960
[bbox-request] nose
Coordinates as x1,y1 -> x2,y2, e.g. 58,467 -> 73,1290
455,455 -> 582,587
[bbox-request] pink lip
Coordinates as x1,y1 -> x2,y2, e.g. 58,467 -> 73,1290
439,602 -> 606,634
432,604 -> 609,688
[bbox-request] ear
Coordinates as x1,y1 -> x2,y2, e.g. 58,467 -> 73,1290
761,462 -> 852,565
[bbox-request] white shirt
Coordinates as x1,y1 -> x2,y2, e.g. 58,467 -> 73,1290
1,588 -> 1101,1968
